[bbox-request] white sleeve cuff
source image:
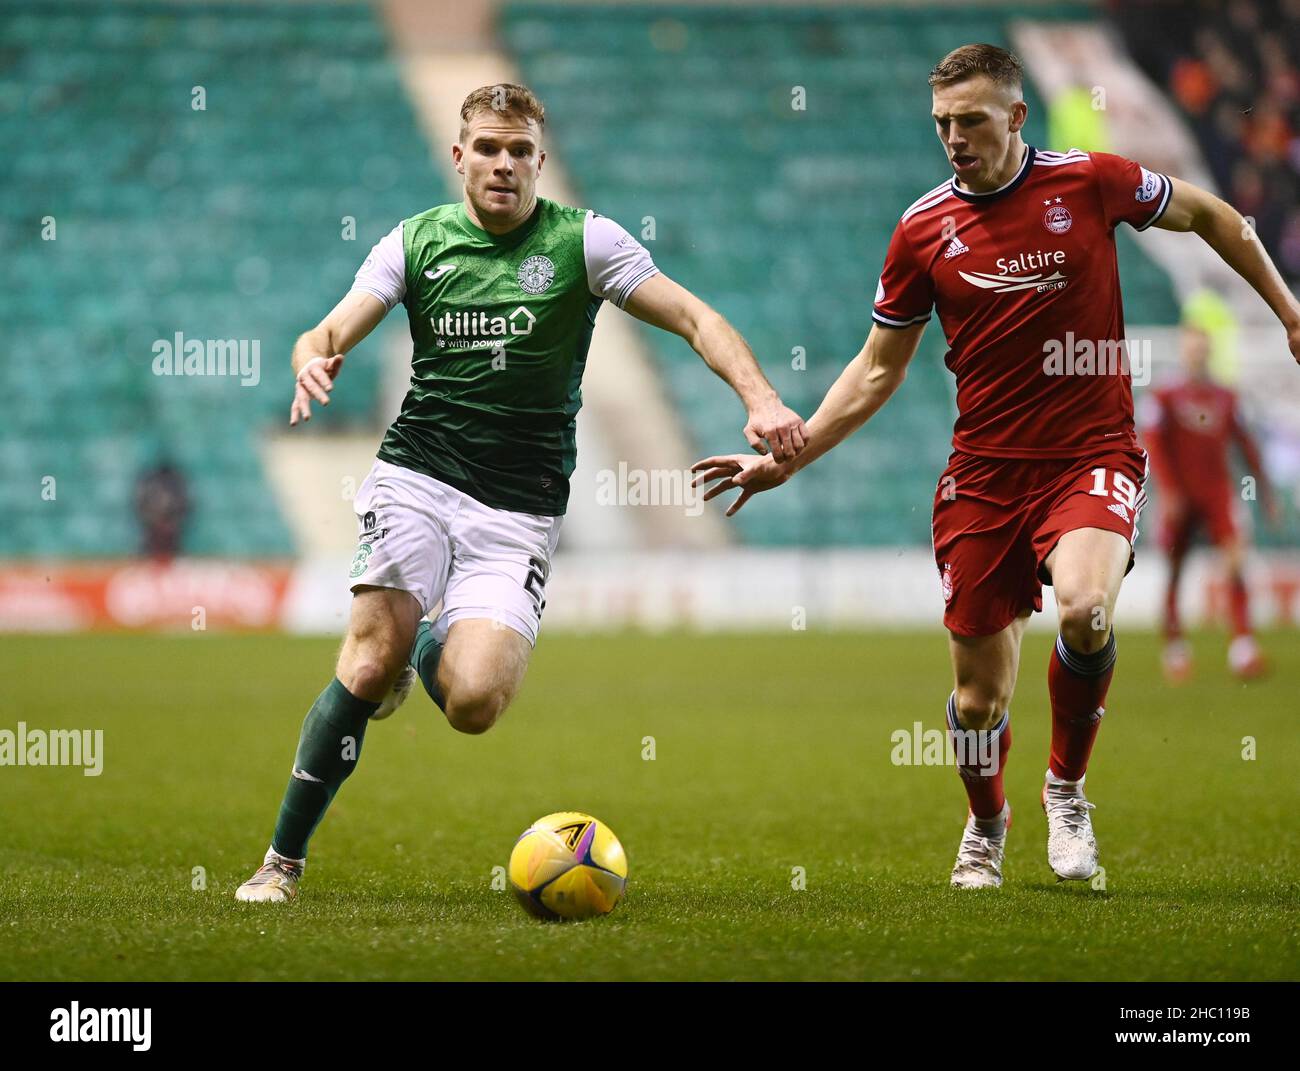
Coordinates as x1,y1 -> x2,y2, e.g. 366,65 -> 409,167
1134,174 -> 1173,232
584,211 -> 659,308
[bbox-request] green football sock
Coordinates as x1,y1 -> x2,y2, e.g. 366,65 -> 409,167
271,678 -> 378,860
411,619 -> 446,711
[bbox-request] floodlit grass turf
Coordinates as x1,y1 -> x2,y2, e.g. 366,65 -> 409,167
0,629 -> 1296,981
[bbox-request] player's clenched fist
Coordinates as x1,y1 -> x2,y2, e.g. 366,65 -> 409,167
290,354 -> 345,426
691,452 -> 791,517
743,400 -> 808,463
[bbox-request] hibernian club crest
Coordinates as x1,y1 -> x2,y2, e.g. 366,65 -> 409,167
349,543 -> 373,579
517,255 -> 555,295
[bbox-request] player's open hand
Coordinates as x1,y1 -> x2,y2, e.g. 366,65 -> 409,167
691,452 -> 791,517
290,354 -> 345,426
743,399 -> 808,462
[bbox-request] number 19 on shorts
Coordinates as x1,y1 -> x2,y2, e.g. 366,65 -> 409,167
1088,467 -> 1141,511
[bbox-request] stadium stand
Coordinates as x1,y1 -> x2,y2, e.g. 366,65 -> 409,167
1114,0 -> 1300,285
501,2 -> 1181,546
1,0 -> 447,557
3,1 -> 1186,558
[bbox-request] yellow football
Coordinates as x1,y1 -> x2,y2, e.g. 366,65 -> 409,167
508,811 -> 628,920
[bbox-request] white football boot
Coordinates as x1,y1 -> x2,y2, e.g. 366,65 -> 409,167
1228,635 -> 1267,680
234,848 -> 304,903
1161,638 -> 1192,684
950,802 -> 1011,889
371,665 -> 416,721
1042,772 -> 1098,881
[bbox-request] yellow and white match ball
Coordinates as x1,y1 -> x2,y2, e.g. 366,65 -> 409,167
508,812 -> 628,921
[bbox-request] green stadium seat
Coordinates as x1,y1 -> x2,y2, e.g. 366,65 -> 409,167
1,0 -> 450,558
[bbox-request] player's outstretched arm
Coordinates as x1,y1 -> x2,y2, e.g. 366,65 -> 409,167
692,321 -> 925,516
1156,178 -> 1300,364
289,291 -> 389,425
1230,405 -> 1281,525
621,272 -> 808,461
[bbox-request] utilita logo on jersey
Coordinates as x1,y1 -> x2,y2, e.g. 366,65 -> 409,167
958,248 -> 1067,294
431,307 -> 536,349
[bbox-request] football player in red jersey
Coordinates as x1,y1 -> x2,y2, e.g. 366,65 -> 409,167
694,45 -> 1300,889
1142,325 -> 1278,682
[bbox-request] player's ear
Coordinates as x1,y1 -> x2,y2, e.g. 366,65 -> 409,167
1008,99 -> 1027,133
537,148 -> 546,174
451,143 -> 465,174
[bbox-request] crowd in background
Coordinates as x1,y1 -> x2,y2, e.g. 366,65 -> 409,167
1115,0 -> 1300,283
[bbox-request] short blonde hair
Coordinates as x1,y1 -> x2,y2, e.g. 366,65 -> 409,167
459,84 -> 546,140
929,44 -> 1023,91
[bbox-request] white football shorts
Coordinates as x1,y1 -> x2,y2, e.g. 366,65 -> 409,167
348,458 -> 562,646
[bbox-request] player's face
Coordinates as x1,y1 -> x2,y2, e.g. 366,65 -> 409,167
1180,328 -> 1211,378
454,113 -> 546,230
931,76 -> 1026,190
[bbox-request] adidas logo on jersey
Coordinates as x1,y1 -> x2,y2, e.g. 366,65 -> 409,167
1107,501 -> 1130,522
943,236 -> 969,259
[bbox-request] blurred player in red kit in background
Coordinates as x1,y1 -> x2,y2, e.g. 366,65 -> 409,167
1142,325 -> 1279,682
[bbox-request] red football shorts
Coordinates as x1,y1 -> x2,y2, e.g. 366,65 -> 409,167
931,447 -> 1149,637
1158,491 -> 1240,550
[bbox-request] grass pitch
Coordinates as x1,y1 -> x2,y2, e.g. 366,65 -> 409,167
1,629 -> 1296,981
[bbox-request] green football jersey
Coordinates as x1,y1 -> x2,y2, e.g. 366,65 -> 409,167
352,197 -> 657,516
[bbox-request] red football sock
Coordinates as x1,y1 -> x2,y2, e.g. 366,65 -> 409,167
1164,551 -> 1185,640
1227,572 -> 1251,638
1048,633 -> 1116,782
946,693 -> 1011,819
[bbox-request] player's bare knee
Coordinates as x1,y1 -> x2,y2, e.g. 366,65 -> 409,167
1057,589 -> 1112,652
954,689 -> 1005,732
337,631 -> 407,699
444,687 -> 510,735
444,696 -> 503,735
342,657 -> 398,700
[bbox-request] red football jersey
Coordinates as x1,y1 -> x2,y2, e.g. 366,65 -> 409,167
1140,376 -> 1263,502
872,146 -> 1172,458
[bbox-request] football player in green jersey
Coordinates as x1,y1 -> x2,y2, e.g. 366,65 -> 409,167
237,84 -> 805,901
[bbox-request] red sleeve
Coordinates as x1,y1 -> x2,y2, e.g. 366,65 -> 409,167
871,219 -> 934,329
1229,396 -> 1272,504
1089,152 -> 1172,232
